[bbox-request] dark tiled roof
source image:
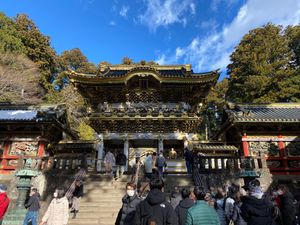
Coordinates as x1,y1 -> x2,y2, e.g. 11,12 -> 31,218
227,104 -> 300,122
101,68 -> 213,78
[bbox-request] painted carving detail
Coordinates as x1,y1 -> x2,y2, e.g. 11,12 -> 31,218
10,142 -> 38,156
290,160 -> 300,168
266,160 -> 281,168
249,141 -> 280,157
285,142 -> 300,156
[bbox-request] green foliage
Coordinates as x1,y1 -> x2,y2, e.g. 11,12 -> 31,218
207,78 -> 229,108
0,13 -> 25,53
77,122 -> 96,140
227,23 -> 300,103
55,48 -> 97,88
14,14 -> 57,91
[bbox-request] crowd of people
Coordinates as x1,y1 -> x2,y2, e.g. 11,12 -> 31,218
115,177 -> 300,225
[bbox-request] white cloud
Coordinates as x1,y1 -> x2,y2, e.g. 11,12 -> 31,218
109,21 -> 117,26
120,5 -> 130,17
157,0 -> 300,72
139,0 -> 196,31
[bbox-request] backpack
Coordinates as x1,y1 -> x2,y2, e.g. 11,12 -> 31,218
155,156 -> 166,168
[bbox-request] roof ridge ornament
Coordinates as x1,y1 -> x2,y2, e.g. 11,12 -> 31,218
97,64 -> 111,76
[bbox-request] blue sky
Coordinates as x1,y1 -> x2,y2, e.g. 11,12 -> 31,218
1,0 -> 300,76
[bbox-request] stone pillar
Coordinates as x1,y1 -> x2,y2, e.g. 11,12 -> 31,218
158,139 -> 164,153
96,134 -> 104,172
124,138 -> 129,171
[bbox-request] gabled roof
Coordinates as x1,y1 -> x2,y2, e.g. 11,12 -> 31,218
0,104 -> 78,139
225,103 -> 300,123
68,64 -> 219,84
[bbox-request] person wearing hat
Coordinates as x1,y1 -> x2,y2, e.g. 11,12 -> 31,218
0,184 -> 10,225
23,188 -> 40,225
240,179 -> 274,225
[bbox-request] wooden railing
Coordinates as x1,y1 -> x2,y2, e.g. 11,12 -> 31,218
13,156 -> 95,172
193,155 -> 264,172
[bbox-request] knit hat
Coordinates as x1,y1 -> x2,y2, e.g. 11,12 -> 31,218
248,179 -> 263,199
0,184 -> 7,192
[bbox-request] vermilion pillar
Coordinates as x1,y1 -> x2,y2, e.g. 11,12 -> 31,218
242,135 -> 249,156
1,142 -> 10,168
37,142 -> 45,157
278,135 -> 288,168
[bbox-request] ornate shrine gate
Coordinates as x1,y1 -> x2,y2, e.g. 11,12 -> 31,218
69,64 -> 219,172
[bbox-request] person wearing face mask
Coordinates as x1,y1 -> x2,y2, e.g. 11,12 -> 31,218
115,182 -> 141,225
39,187 -> 69,225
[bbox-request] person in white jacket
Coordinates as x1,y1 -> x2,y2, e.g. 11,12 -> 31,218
39,188 -> 69,225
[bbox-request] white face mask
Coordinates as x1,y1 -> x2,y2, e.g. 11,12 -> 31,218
127,190 -> 135,197
53,192 -> 58,198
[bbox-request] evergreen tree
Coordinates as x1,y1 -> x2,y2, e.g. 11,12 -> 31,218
227,23 -> 300,103
0,13 -> 25,53
15,14 -> 57,91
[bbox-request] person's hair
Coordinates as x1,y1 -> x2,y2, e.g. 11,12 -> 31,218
150,178 -> 164,190
181,188 -> 191,199
193,186 -> 206,200
56,187 -> 65,199
126,182 -> 136,189
31,188 -> 38,193
249,179 -> 260,187
216,187 -> 225,199
228,184 -> 240,198
278,184 -> 288,192
152,152 -> 157,156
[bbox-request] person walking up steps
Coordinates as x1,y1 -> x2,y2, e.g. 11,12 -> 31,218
116,150 -> 127,180
70,179 -> 83,219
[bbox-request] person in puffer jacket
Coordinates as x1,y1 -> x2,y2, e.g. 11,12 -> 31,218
115,182 -> 141,225
39,187 -> 69,225
175,188 -> 194,225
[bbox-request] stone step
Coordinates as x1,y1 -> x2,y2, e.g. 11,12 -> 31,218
75,211 -> 119,219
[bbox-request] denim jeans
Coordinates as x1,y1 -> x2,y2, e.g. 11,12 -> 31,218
23,211 -> 38,225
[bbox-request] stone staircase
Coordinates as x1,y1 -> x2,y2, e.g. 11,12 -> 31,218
166,159 -> 187,173
68,174 -> 130,225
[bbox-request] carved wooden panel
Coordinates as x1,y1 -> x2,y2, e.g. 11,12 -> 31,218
249,141 -> 280,157
285,142 -> 300,156
9,142 -> 38,156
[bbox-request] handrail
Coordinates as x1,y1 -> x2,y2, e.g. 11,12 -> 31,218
65,168 -> 86,200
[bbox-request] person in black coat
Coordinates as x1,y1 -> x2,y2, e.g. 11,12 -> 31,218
175,188 -> 194,225
135,178 -> 178,225
115,182 -> 141,225
116,151 -> 127,179
277,184 -> 296,225
71,179 -> 84,219
23,188 -> 40,225
240,181 -> 274,225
